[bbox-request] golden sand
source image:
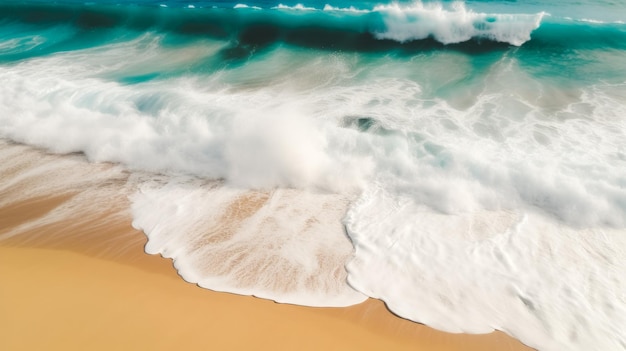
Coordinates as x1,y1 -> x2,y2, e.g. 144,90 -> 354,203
0,141 -> 535,351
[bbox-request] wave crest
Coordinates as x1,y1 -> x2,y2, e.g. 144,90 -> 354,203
373,2 -> 545,46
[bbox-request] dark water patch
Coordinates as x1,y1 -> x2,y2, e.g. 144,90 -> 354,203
341,116 -> 400,137
120,72 -> 161,84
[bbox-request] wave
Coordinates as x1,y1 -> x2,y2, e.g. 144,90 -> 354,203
371,2 -> 544,46
0,1 -> 555,52
1,1 -> 624,61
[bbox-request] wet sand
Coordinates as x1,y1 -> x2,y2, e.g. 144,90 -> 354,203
0,141 -> 534,351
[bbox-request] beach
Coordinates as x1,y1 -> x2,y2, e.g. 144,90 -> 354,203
2,1 -> 625,349
0,141 -> 533,351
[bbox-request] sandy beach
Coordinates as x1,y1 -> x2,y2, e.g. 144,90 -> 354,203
0,141 -> 534,351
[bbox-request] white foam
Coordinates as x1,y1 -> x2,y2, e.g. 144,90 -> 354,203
273,3 -> 316,11
323,4 -> 369,13
2,39 -> 624,228
339,58 -> 626,350
574,18 -> 626,24
373,2 -> 545,45
131,179 -> 366,306
345,187 -> 626,350
234,4 -> 261,10
0,37 -> 377,193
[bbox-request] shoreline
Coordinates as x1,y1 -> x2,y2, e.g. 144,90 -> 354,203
0,141 -> 535,351
0,245 -> 530,351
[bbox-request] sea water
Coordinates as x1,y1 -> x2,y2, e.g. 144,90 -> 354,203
0,1 -> 625,350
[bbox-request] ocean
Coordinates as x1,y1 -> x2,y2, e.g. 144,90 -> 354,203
0,0 -> 625,350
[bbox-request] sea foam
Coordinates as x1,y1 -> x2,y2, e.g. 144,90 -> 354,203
373,2 -> 545,45
131,180 -> 366,306
346,187 -> 626,350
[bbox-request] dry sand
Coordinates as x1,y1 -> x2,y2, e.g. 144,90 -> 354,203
0,141 -> 534,351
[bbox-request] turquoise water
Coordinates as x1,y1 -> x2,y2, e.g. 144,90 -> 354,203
1,1 -> 625,351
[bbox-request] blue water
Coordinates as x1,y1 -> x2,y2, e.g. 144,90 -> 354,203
1,1 -> 625,351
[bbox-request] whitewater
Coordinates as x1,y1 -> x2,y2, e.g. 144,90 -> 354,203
1,1 -> 625,350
